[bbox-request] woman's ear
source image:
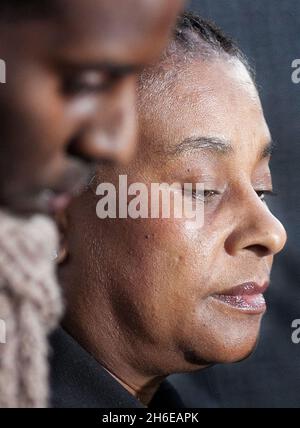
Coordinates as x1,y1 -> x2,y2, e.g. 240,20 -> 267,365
54,210 -> 69,265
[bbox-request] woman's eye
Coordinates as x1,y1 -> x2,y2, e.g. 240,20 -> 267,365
63,70 -> 111,95
256,190 -> 277,203
256,191 -> 266,201
192,189 -> 219,202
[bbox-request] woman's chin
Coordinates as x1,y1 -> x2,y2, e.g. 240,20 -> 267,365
180,317 -> 262,369
215,337 -> 260,364
182,337 -> 259,370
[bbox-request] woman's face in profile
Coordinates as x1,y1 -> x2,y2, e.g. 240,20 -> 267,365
62,57 -> 287,371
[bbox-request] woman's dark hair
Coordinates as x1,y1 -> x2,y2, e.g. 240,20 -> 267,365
139,12 -> 254,93
175,12 -> 249,64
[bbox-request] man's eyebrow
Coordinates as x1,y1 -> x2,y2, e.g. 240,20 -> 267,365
167,136 -> 233,157
58,60 -> 140,76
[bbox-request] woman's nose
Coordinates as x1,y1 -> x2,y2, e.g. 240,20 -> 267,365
225,192 -> 287,257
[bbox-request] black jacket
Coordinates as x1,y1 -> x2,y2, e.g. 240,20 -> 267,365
49,328 -> 185,408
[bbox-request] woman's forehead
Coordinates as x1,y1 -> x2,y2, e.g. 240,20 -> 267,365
138,58 -> 268,155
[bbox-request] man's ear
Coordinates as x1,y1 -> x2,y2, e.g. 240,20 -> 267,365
54,210 -> 69,265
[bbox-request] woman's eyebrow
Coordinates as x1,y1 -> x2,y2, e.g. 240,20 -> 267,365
261,140 -> 275,159
166,137 -> 275,160
167,136 -> 233,157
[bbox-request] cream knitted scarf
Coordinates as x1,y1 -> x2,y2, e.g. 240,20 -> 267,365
0,209 -> 62,408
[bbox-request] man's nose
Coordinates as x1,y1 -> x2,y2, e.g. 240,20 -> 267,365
68,77 -> 137,164
225,190 -> 287,257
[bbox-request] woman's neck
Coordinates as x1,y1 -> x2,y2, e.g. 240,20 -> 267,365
102,365 -> 165,406
62,314 -> 166,406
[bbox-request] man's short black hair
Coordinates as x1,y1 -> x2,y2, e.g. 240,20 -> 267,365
0,1 -> 60,21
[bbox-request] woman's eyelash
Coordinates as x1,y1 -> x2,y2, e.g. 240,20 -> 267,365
256,190 -> 278,201
203,190 -> 219,199
191,190 -> 220,201
190,189 -> 278,203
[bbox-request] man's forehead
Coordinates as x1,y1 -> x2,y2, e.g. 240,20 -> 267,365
51,0 -> 172,39
1,0 -> 183,68
46,0 -> 176,66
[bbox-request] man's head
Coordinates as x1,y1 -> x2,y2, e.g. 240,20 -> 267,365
0,0 -> 184,215
58,13 -> 287,393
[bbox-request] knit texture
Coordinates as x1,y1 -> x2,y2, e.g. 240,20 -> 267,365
0,210 -> 62,408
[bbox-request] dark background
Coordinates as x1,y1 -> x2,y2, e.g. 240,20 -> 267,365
170,0 -> 300,407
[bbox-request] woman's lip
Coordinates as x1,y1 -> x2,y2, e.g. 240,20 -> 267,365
212,294 -> 267,314
216,281 -> 269,296
212,282 -> 269,314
